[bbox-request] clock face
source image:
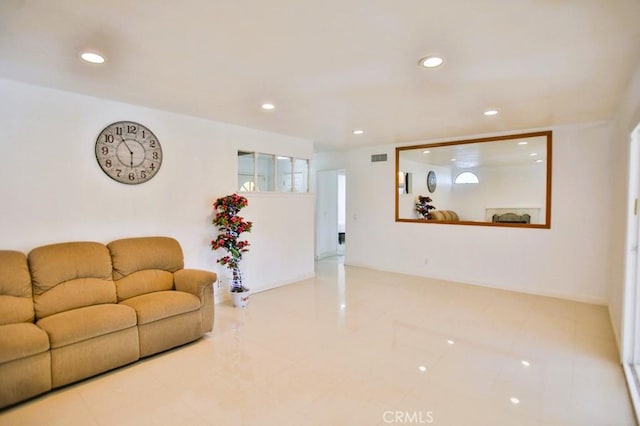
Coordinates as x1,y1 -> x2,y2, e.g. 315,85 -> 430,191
427,170 -> 437,193
95,121 -> 162,184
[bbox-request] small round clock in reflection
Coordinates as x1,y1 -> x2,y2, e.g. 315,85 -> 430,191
95,121 -> 162,184
427,170 -> 437,193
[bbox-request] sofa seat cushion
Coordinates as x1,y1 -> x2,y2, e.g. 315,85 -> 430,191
37,304 -> 137,349
120,291 -> 200,325
0,323 -> 50,364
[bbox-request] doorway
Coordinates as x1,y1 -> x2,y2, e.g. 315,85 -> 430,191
315,169 -> 346,260
623,122 -> 640,419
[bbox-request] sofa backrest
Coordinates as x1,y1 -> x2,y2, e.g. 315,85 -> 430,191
0,250 -> 34,325
107,236 -> 184,302
28,242 -> 117,320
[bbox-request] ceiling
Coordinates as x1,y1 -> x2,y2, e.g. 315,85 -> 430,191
1,1 -> 639,152
399,133 -> 548,169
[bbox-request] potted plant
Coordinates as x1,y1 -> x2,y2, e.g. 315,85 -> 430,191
415,195 -> 435,219
211,193 -> 253,307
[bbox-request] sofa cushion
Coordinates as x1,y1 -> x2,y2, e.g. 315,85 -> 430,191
29,242 -> 116,319
114,270 -> 174,302
120,291 -> 200,325
0,323 -> 50,364
108,237 -> 184,300
0,251 -> 34,325
37,304 -> 137,349
109,237 -> 184,279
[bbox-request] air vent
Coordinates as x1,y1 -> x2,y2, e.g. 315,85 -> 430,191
371,153 -> 387,162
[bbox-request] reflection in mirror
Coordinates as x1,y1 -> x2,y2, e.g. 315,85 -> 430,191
398,172 -> 412,195
395,131 -> 552,228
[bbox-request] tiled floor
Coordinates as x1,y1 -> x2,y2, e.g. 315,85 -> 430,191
0,257 -> 635,425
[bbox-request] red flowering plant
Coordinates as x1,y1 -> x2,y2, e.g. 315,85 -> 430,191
415,195 -> 436,219
211,193 -> 253,292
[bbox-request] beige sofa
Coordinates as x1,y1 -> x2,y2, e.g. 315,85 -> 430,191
429,210 -> 459,221
0,236 -> 216,409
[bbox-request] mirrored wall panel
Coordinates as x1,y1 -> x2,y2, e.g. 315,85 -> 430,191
396,131 -> 552,228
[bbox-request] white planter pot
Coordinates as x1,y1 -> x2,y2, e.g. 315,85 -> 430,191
231,290 -> 250,308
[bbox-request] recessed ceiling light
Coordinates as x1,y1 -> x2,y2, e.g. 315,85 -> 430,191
261,103 -> 275,110
419,56 -> 444,68
352,129 -> 364,135
529,153 -> 538,157
518,141 -> 528,145
447,339 -> 455,345
418,365 -> 427,372
450,158 -> 457,162
535,159 -> 543,163
483,109 -> 498,116
80,51 -> 105,64
423,150 -> 431,154
521,360 -> 530,367
510,397 -> 520,405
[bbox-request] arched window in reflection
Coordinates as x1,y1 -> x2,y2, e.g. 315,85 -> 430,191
454,171 -> 479,184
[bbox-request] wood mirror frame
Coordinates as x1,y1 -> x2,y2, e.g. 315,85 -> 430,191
395,131 -> 552,228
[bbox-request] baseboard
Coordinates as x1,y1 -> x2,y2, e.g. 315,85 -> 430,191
213,272 -> 316,304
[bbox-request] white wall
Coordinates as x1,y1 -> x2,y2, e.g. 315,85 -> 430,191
398,160 -> 452,219
449,163 -> 547,222
0,79 -> 315,296
319,122 -> 613,304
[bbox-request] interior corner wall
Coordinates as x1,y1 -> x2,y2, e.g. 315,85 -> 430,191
327,122 -> 613,304
0,79 -> 315,294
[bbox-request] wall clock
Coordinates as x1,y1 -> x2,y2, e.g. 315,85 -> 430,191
95,121 -> 162,184
427,170 -> 437,193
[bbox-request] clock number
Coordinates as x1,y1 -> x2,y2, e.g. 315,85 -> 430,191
149,140 -> 156,148
140,170 -> 147,179
142,130 -> 146,138
127,125 -> 137,134
128,172 -> 135,181
115,127 -> 123,136
150,163 -> 156,171
152,152 -> 159,160
105,159 -> 112,168
116,169 -> 122,177
101,146 -> 109,155
104,134 -> 114,143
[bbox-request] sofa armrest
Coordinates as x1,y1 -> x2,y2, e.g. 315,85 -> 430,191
174,269 -> 217,333
174,269 -> 216,300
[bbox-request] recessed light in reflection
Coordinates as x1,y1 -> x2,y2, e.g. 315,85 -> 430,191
510,397 -> 520,404
261,103 -> 275,110
447,339 -> 455,345
419,56 -> 444,68
418,365 -> 427,372
521,360 -> 530,367
80,51 -> 106,64
340,304 -> 346,309
484,109 -> 498,116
